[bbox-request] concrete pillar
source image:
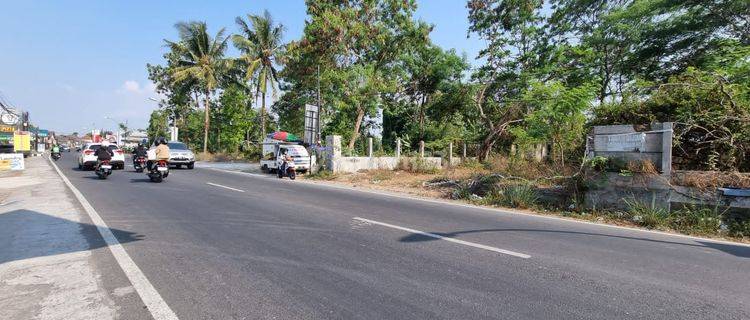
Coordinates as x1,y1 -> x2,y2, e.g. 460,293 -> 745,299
661,122 -> 673,177
419,141 -> 425,158
368,137 -> 373,158
448,142 -> 453,166
325,135 -> 342,172
462,142 -> 467,159
395,139 -> 401,159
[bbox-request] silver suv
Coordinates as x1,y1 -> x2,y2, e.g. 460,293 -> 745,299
166,141 -> 195,169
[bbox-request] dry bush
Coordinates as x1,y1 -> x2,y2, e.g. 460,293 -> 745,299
672,171 -> 750,189
626,159 -> 659,175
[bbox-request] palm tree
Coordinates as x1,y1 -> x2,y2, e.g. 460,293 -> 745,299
165,21 -> 229,153
232,10 -> 284,137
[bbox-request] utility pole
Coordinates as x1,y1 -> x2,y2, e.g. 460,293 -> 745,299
317,65 -> 322,144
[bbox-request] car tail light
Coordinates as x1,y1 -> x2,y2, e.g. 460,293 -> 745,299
84,150 -> 94,155
116,150 -> 123,154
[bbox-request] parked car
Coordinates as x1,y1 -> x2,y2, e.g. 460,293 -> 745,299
77,143 -> 125,170
166,141 -> 195,169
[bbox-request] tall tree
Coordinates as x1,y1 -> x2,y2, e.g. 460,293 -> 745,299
165,21 -> 229,153
283,0 -> 431,150
233,10 -> 285,137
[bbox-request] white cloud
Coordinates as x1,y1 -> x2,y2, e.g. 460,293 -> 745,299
118,80 -> 157,96
122,80 -> 141,93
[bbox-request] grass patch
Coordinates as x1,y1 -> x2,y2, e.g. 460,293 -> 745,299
306,170 -> 338,181
669,203 -> 726,235
622,197 -> 669,229
483,184 -> 539,209
370,169 -> 395,183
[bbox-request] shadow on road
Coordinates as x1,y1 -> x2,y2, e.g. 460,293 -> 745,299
129,178 -> 153,183
0,209 -> 143,264
399,228 -> 750,258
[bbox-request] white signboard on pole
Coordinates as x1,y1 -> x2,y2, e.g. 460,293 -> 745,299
303,104 -> 319,145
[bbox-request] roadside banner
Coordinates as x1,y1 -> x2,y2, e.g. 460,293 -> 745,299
13,131 -> 31,152
0,153 -> 24,171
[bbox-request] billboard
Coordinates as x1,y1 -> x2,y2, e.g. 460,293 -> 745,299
0,153 -> 24,170
13,132 -> 31,152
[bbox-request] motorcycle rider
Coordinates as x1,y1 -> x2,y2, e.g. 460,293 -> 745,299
132,139 -> 148,167
149,137 -> 170,171
94,140 -> 113,169
51,144 -> 61,158
276,148 -> 292,174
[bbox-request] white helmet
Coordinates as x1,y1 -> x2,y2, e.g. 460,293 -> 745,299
101,140 -> 110,147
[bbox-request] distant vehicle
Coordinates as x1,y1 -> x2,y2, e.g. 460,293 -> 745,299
60,145 -> 71,152
95,160 -> 113,179
260,138 -> 310,173
133,156 -> 147,173
162,141 -> 195,169
148,160 -> 169,182
78,143 -> 125,170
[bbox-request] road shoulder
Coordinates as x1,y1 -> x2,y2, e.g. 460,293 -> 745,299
0,157 -> 151,320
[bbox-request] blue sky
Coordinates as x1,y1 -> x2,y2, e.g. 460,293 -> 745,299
0,0 -> 484,133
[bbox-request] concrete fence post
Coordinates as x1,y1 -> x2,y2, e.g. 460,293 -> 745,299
448,142 -> 453,166
368,137 -> 373,158
419,141 -> 425,158
661,122 -> 673,177
395,139 -> 401,159
325,135 -> 342,173
462,142 -> 467,159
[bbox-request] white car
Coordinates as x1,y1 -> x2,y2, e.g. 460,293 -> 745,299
166,141 -> 195,169
78,143 -> 125,170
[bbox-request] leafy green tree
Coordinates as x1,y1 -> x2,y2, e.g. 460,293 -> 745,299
213,85 -> 258,152
233,10 -> 285,137
165,21 -> 229,154
146,110 -> 168,145
510,81 -> 595,166
282,0 -> 431,150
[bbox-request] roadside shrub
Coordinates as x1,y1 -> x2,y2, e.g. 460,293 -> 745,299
483,184 -> 538,209
399,157 -> 440,174
728,220 -> 750,238
623,197 -> 669,228
669,204 -> 726,235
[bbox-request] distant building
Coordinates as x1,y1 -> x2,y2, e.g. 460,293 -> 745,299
122,129 -> 148,148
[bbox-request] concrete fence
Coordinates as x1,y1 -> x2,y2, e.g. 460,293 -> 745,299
323,135 -> 442,173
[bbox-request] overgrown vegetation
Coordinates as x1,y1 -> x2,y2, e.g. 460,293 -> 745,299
145,1 -> 750,240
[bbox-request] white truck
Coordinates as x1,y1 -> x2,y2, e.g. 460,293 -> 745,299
260,138 -> 311,173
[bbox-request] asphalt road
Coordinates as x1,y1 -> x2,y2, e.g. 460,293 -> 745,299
54,153 -> 750,320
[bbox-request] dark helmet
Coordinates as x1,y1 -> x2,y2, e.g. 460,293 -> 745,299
157,137 -> 167,145
141,138 -> 148,146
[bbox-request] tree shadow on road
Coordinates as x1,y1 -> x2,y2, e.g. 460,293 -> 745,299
0,209 -> 144,264
399,228 -> 750,258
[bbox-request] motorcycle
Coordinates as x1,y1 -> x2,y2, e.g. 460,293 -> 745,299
133,156 -> 147,173
95,160 -> 113,179
51,152 -> 61,161
148,160 -> 169,183
277,156 -> 297,180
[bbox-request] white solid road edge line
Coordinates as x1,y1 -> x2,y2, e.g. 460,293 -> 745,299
206,182 -> 245,193
353,217 -> 531,259
48,157 -> 179,320
206,167 -> 750,249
